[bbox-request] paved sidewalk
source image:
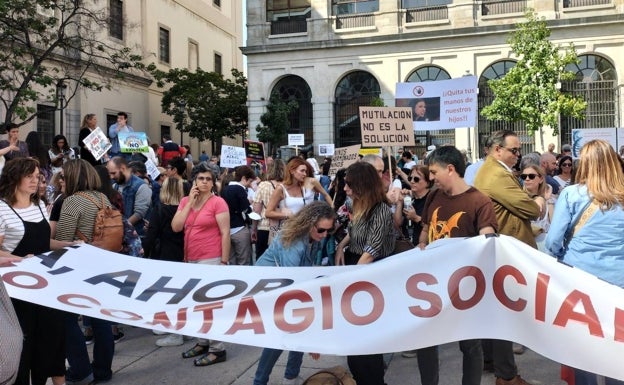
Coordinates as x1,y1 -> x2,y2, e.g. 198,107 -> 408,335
59,325 -> 567,385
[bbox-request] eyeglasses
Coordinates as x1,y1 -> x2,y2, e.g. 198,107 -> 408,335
502,147 -> 521,155
27,174 -> 45,182
407,176 -> 421,183
520,173 -> 538,180
315,224 -> 334,234
561,163 -> 572,167
196,176 -> 212,182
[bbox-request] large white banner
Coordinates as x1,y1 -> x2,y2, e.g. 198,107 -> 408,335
396,76 -> 478,131
2,235 -> 623,380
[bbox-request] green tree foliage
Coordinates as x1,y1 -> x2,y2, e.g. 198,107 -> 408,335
481,10 -> 586,135
0,0 -> 143,131
256,93 -> 298,155
151,68 -> 248,153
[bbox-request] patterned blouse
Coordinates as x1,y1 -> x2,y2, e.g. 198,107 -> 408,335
348,202 -> 395,261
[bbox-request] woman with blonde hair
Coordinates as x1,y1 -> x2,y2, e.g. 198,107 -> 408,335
546,139 -> 624,385
521,164 -> 553,252
78,113 -> 102,166
265,157 -> 332,240
335,161 -> 394,385
252,201 -> 333,385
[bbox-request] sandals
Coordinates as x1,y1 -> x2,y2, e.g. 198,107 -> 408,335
193,351 -> 227,366
182,344 -> 208,359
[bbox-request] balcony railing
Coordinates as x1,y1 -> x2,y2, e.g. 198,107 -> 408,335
270,19 -> 307,35
335,13 -> 375,29
563,0 -> 610,7
406,5 -> 449,23
481,0 -> 527,16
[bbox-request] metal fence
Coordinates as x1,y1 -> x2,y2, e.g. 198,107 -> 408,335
335,13 -> 375,29
405,5 -> 448,23
481,0 -> 527,16
270,19 -> 308,35
563,0 -> 610,7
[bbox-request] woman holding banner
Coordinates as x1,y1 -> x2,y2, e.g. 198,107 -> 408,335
252,201 -> 334,385
335,161 -> 395,385
546,139 -> 624,385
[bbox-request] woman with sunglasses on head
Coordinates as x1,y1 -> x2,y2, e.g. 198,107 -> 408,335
335,161 -> 395,385
171,162 -> 231,367
554,155 -> 574,190
521,165 -> 553,253
546,140 -> 624,385
0,158 -> 75,385
252,201 -> 334,385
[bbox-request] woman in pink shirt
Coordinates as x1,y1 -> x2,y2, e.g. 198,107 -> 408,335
171,162 -> 230,366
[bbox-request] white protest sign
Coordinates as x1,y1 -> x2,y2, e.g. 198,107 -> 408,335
82,127 -> 112,161
288,134 -> 305,146
396,76 -> 478,131
145,159 -> 160,180
220,145 -> 247,168
318,144 -> 335,156
2,235 -> 624,380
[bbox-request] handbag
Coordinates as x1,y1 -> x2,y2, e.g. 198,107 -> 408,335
302,365 -> 356,385
0,278 -> 22,385
268,183 -> 288,243
392,237 -> 415,255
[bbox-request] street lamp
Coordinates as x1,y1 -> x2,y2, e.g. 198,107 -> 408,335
179,100 -> 186,146
56,80 -> 67,135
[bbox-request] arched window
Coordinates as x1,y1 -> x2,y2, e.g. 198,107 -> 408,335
334,71 -> 381,147
477,60 -> 532,156
560,54 -> 617,146
406,65 -> 453,149
271,75 -> 313,148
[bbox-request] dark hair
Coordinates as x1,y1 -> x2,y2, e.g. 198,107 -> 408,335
489,130 -> 517,148
330,168 -> 347,211
128,160 -> 147,177
191,162 -> 216,184
95,164 -> 121,210
234,165 -> 255,181
345,162 -> 388,222
162,134 -> 172,141
0,158 -> 41,205
25,131 -> 50,169
168,156 -> 186,176
63,159 -> 101,196
117,111 -> 128,120
426,146 -> 466,177
383,155 -> 397,174
110,156 -> 129,169
402,150 -> 413,160
51,134 -> 71,152
558,155 -> 574,174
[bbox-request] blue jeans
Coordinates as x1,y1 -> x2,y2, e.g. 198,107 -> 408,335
253,348 -> 303,385
66,313 -> 114,382
575,369 -> 624,385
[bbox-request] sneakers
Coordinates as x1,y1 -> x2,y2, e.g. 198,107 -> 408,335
513,343 -> 525,355
152,329 -> 168,336
281,376 -> 303,385
495,375 -> 532,385
113,331 -> 125,344
66,373 -> 94,385
401,350 -> 418,358
156,334 -> 184,347
84,334 -> 94,345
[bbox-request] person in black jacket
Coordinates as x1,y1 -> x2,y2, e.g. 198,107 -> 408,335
143,176 -> 184,262
220,165 -> 255,265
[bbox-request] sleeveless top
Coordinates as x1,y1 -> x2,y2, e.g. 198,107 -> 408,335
282,184 -> 314,215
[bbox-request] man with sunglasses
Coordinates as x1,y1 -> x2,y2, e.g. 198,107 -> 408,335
414,146 -> 497,385
474,130 -> 545,385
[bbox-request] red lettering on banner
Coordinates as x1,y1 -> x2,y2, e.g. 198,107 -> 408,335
100,308 -> 142,321
447,266 -> 485,310
553,290 -> 603,338
194,301 -> 224,333
148,308 -> 188,330
615,308 -> 624,342
2,271 -> 47,289
274,290 -> 314,333
535,273 -> 550,322
341,281 -> 384,325
226,297 -> 265,334
493,265 -> 527,311
406,273 -> 442,317
320,286 -> 333,330
58,294 -> 100,308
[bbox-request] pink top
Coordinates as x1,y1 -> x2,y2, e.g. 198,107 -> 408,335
178,195 -> 228,261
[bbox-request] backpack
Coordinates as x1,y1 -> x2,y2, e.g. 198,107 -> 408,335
75,192 -> 124,252
302,366 -> 356,385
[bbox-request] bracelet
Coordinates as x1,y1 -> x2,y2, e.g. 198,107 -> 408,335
220,260 -> 228,265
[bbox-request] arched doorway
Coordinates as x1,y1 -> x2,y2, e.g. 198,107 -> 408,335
270,75 -> 313,150
560,54 -> 617,147
334,71 -> 381,147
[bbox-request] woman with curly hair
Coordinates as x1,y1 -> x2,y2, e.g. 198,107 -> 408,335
252,201 -> 335,385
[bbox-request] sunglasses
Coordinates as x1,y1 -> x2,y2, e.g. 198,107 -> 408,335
520,173 -> 539,180
407,176 -> 421,183
503,147 -> 521,155
561,163 -> 572,167
315,225 -> 334,234
196,176 -> 212,182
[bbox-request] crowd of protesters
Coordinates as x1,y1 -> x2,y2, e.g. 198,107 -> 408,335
0,118 -> 621,385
